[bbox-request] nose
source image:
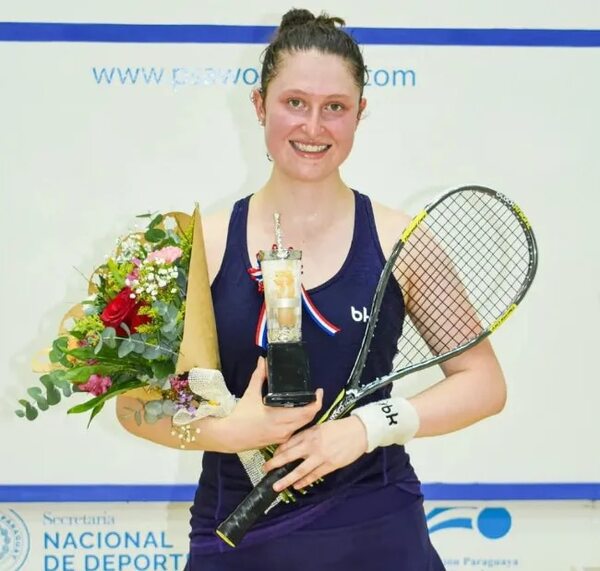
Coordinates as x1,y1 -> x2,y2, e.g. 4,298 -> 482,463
303,108 -> 323,139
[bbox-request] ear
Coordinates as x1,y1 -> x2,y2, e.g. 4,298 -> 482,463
357,97 -> 367,124
251,88 -> 266,125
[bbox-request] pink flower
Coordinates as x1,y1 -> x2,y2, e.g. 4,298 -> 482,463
79,374 -> 112,396
170,376 -> 189,393
126,268 -> 139,283
147,246 -> 182,265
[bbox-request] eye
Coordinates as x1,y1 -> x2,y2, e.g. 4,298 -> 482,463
325,102 -> 345,112
287,98 -> 304,109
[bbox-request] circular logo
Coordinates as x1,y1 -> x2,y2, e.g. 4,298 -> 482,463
0,509 -> 30,571
476,507 -> 512,539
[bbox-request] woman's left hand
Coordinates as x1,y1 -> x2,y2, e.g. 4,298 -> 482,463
262,416 -> 368,492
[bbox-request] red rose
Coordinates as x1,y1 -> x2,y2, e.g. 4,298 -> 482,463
100,288 -> 150,335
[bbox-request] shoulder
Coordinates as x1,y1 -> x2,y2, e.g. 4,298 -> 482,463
201,207 -> 233,283
368,197 -> 412,259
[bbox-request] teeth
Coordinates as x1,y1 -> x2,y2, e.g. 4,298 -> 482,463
293,142 -> 328,153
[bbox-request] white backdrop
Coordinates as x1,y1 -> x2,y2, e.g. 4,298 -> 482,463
1,1 -> 599,490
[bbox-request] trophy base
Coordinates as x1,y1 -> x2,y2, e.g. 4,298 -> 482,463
263,391 -> 316,408
264,341 -> 315,408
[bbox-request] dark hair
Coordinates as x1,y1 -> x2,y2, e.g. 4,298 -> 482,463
260,8 -> 367,98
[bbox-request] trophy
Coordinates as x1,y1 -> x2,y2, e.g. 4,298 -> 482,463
259,213 -> 315,407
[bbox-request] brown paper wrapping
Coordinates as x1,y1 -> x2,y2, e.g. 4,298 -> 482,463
175,205 -> 220,374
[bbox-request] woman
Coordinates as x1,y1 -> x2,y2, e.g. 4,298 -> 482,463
118,9 -> 506,570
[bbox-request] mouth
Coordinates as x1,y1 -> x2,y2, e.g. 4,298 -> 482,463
290,140 -> 331,157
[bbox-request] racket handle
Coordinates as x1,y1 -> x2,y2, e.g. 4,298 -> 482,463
215,460 -> 301,547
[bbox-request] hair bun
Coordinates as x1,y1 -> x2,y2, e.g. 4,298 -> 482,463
279,8 -> 316,31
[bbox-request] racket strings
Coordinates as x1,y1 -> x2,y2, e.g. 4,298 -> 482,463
389,191 -> 531,371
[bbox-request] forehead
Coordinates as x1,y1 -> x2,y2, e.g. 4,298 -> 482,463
269,49 -> 358,97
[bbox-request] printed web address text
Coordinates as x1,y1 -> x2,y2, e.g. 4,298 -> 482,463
92,65 -> 416,89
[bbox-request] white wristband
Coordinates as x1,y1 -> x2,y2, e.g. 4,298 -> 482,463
351,397 -> 420,452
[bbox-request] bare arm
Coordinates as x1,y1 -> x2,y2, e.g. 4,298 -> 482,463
372,200 -> 507,437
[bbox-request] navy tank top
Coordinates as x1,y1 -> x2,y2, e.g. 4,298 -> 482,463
189,191 -> 422,550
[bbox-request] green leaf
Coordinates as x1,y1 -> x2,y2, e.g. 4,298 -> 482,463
101,327 -> 117,349
142,345 -> 162,360
49,337 -> 69,363
149,214 -> 164,229
17,399 -> 38,421
67,347 -> 96,360
131,334 -> 146,354
117,339 -> 135,358
151,359 -> 175,380
15,410 -> 25,418
145,228 -> 166,243
136,212 -> 153,219
144,400 -> 163,416
63,365 -> 116,383
94,335 -> 104,354
134,410 -> 142,425
162,400 -> 176,416
40,376 -> 62,406
66,379 -> 145,414
87,401 -> 106,427
27,387 -> 48,411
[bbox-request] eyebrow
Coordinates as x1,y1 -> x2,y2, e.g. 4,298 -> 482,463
281,89 -> 353,100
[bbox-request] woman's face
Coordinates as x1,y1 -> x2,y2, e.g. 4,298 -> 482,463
255,49 -> 366,184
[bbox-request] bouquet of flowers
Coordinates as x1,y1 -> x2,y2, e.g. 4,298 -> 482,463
16,207 -> 223,440
15,206 -> 295,503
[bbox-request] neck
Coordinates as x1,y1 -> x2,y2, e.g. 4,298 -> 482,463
252,168 -> 352,238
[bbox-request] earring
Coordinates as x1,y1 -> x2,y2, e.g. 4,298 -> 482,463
266,152 -> 273,162
258,118 -> 265,126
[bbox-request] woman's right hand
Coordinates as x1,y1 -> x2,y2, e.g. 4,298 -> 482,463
219,357 -> 324,453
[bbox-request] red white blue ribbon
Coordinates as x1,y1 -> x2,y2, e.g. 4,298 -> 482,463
248,264 -> 341,349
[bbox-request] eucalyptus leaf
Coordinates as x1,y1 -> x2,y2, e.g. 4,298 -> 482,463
142,345 -> 162,360
162,400 -> 177,416
102,327 -> 117,340
144,400 -> 163,416
143,411 -> 160,424
131,334 -> 146,354
120,322 -> 131,337
160,319 -> 176,334
40,376 -> 63,406
153,301 -> 169,317
18,399 -> 38,421
27,387 -> 48,410
94,335 -> 104,354
134,410 -> 142,426
118,339 -> 135,358
101,327 -> 117,349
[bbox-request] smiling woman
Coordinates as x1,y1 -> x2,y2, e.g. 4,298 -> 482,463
115,7 -> 506,571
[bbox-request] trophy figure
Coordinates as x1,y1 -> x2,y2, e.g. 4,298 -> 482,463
259,213 -> 315,407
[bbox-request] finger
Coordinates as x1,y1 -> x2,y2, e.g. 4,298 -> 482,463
273,457 -> 320,492
308,388 -> 324,416
247,356 -> 267,393
292,464 -> 329,490
263,440 -> 305,472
